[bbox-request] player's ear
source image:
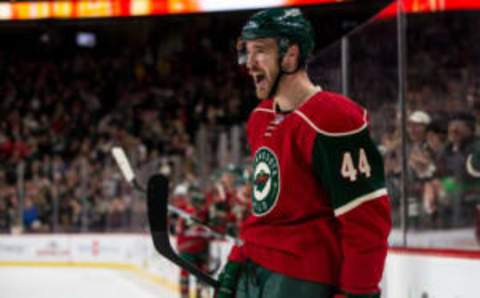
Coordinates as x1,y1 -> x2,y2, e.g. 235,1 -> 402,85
281,44 -> 300,73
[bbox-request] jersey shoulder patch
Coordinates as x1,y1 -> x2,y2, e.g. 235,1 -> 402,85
295,92 -> 367,136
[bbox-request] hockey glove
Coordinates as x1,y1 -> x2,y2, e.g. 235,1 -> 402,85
216,261 -> 243,298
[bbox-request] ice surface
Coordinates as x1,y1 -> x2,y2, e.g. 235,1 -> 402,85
0,266 -> 178,298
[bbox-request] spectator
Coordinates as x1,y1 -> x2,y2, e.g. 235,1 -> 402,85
426,120 -> 448,163
22,197 -> 40,232
421,120 -> 448,227
438,112 -> 479,226
406,110 -> 436,228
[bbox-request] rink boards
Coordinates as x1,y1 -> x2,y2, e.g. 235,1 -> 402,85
0,234 -> 182,295
384,247 -> 480,298
0,234 -> 479,298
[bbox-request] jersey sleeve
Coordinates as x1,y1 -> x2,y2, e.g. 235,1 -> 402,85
312,127 -> 391,295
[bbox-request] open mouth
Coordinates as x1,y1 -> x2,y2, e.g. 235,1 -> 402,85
254,74 -> 266,88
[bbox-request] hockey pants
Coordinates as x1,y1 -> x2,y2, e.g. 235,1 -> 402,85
235,261 -> 335,298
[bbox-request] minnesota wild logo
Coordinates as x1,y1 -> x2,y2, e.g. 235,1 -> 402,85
252,147 -> 280,216
254,170 -> 270,192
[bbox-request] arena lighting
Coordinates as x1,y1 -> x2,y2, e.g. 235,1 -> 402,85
76,32 -> 97,48
0,0 -> 479,21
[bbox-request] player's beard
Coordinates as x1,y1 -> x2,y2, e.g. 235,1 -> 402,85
254,76 -> 270,100
253,67 -> 279,100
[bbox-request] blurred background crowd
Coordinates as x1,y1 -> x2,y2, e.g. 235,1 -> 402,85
0,12 -> 255,235
1,9 -> 480,249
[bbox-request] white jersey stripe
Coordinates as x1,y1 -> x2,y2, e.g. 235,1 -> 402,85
294,110 -> 368,137
254,107 -> 275,114
334,188 -> 388,217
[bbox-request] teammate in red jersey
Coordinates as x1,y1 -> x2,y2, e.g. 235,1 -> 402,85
176,187 -> 210,298
216,7 -> 391,298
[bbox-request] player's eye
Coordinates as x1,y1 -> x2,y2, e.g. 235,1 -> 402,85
254,46 -> 266,54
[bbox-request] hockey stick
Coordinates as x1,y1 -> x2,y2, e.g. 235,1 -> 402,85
111,147 -> 241,244
111,147 -> 146,192
111,146 -> 232,288
147,174 -> 220,288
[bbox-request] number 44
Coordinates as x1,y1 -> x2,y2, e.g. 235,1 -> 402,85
341,148 -> 371,182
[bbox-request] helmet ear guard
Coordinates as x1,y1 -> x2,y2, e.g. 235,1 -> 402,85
277,37 -> 290,59
277,38 -> 307,73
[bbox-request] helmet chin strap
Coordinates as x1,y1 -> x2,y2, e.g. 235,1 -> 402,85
267,67 -> 282,100
267,53 -> 302,100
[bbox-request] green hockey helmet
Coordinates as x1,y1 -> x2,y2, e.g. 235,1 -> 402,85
238,7 -> 315,68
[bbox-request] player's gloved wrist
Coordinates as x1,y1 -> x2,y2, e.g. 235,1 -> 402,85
334,291 -> 381,298
216,260 -> 243,298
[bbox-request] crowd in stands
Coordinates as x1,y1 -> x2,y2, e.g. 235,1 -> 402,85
1,10 -> 480,245
0,13 -> 254,234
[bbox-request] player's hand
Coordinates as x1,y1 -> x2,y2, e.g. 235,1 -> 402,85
215,260 -> 242,298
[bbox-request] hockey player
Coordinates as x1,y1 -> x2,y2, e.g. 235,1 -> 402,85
176,187 -> 210,298
216,8 -> 391,298
206,168 -> 236,237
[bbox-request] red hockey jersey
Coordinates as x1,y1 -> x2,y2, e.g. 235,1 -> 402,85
228,91 -> 391,295
176,204 -> 210,254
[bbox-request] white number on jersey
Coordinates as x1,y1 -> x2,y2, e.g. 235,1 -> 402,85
341,152 -> 357,182
358,148 -> 372,178
341,148 -> 371,182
